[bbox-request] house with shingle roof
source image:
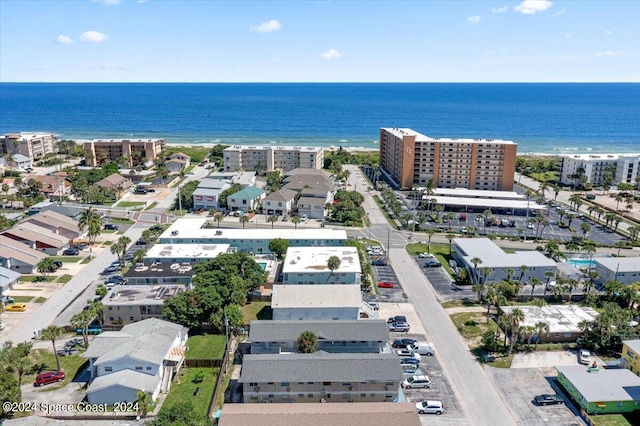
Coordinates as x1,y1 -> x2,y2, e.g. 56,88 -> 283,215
227,186 -> 266,212
0,235 -> 46,274
83,318 -> 188,405
21,210 -> 84,240
1,223 -> 69,255
263,188 -> 297,216
95,173 -> 133,192
166,152 -> 191,173
1,266 -> 21,295
28,174 -> 72,198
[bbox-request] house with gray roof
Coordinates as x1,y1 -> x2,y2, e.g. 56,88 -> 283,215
240,351 -> 403,403
501,305 -> 598,343
0,235 -> 46,274
556,365 -> 640,414
227,186 -> 266,212
192,179 -> 231,211
594,257 -> 640,286
0,266 -> 20,295
21,210 -> 84,241
84,318 -> 188,405
249,319 -> 389,354
10,153 -> 32,170
1,223 -> 69,255
271,284 -> 362,321
263,188 -> 297,216
283,174 -> 336,219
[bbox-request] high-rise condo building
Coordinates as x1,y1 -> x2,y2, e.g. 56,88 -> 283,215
379,128 -> 517,190
223,145 -> 323,172
0,133 -> 58,162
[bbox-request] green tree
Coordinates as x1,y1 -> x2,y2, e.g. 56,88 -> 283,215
213,212 -> 224,228
326,255 -> 341,283
0,370 -> 20,419
71,310 -> 93,349
77,206 -> 103,244
269,238 -> 289,259
291,215 -> 301,229
37,257 -> 58,278
470,257 -> 482,284
268,214 -> 279,229
10,357 -> 30,388
40,325 -> 65,372
217,183 -> 242,208
297,331 -> 318,353
507,308 -> 524,355
534,321 -> 549,350
425,229 -> 435,253
136,389 -> 153,418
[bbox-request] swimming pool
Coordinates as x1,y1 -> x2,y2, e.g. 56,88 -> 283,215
257,262 -> 267,270
568,259 -> 595,268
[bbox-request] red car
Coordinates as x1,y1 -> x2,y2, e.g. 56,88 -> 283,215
378,281 -> 395,288
34,371 -> 65,387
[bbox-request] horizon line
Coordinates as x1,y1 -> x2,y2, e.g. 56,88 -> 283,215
1,81 -> 639,84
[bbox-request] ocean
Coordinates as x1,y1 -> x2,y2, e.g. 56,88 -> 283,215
0,83 -> 638,154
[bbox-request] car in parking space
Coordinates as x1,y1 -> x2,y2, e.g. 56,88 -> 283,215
367,301 -> 379,311
402,375 -> 431,389
388,322 -> 410,332
34,371 -> 65,387
534,394 -> 565,406
414,342 -> 435,356
104,223 -> 119,230
401,364 -> 418,374
400,356 -> 420,366
392,338 -> 417,349
578,349 -> 591,365
371,259 -> 387,266
387,316 -> 407,324
150,225 -> 164,232
104,264 -> 120,274
395,349 -> 421,360
418,253 -> 435,258
5,303 -> 27,312
62,248 -> 80,256
378,281 -> 395,288
424,260 -> 441,268
415,400 -> 443,415
53,260 -> 63,270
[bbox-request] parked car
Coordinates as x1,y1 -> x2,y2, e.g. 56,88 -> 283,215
5,303 -> 27,312
418,253 -> 435,259
579,349 -> 592,365
150,225 -> 164,232
388,322 -> 411,332
378,281 -> 395,288
401,363 -> 418,374
413,342 -> 435,356
104,223 -> 119,230
63,248 -> 79,256
415,400 -> 443,415
402,375 -> 431,389
400,356 -> 420,366
367,301 -> 379,311
34,371 -> 65,387
424,260 -> 441,268
392,338 -> 417,348
300,214 -> 308,221
395,349 -> 421,360
534,394 -> 565,406
371,259 -> 387,266
387,316 -> 407,324
104,265 -> 120,274
53,260 -> 63,270
76,324 -> 102,335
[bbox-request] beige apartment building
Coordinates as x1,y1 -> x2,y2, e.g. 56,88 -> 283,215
0,132 -> 58,162
223,145 -> 323,172
379,128 -> 517,190
82,138 -> 165,167
102,284 -> 185,326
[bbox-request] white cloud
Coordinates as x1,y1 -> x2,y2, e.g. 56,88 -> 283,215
320,48 -> 341,60
491,6 -> 509,13
79,31 -> 108,43
596,51 -> 620,57
467,15 -> 481,24
56,34 -> 72,45
91,0 -> 122,4
514,0 -> 552,15
250,19 -> 282,34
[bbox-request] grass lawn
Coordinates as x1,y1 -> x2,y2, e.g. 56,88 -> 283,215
57,274 -> 73,284
34,297 -> 47,303
102,241 -> 113,246
80,257 -> 92,264
441,300 -> 481,309
241,301 -> 272,322
101,229 -> 116,234
160,367 -> 218,420
530,171 -> 558,182
19,275 -> 55,282
115,201 -> 146,208
50,256 -> 82,263
145,201 -> 158,210
12,296 -> 34,303
406,242 -> 456,276
163,146 -> 210,163
451,311 -> 494,341
592,412 -> 640,426
22,349 -> 88,390
186,335 -> 226,360
185,164 -> 196,173
110,217 -> 135,224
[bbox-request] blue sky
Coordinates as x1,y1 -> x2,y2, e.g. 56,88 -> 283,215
1,0 -> 638,82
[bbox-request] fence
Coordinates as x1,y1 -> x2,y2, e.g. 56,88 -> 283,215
185,358 -> 223,368
207,335 -> 233,419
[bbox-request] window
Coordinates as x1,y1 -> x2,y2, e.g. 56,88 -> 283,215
281,382 -> 290,387
105,367 -> 113,372
135,366 -> 143,370
249,382 -> 258,387
322,381 -> 331,386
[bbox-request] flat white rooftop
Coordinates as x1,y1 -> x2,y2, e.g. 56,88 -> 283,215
104,285 -> 186,305
502,305 -> 599,334
145,243 -> 230,260
425,196 -> 546,210
382,127 -> 514,145
595,257 -> 640,273
454,238 -> 557,268
224,145 -> 322,152
559,153 -> 640,160
160,218 -> 348,241
272,284 -> 362,309
429,188 -> 525,200
283,247 -> 361,274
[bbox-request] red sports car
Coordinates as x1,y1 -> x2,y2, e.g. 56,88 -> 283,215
378,281 -> 395,288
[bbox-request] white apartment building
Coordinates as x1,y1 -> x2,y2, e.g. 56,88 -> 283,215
223,145 -> 324,172
282,246 -> 361,285
379,128 -> 517,190
558,153 -> 640,186
0,132 -> 58,162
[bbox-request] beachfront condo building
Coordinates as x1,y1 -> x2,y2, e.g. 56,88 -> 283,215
378,128 -> 517,190
0,132 -> 58,162
82,138 -> 165,167
558,153 -> 640,186
223,145 -> 323,172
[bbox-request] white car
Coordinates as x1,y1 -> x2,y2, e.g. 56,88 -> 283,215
418,253 -> 435,259
579,349 -> 592,365
402,375 -> 431,389
394,349 -> 421,360
415,400 -> 443,414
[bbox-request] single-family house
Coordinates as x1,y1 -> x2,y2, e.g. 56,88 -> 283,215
0,235 -> 47,273
83,318 -> 188,405
1,223 -> 69,255
168,152 -> 191,167
192,179 -> 231,211
556,365 -> 640,414
271,284 -> 362,320
240,352 -> 403,404
263,188 -> 298,216
0,266 -> 21,295
28,175 -> 72,199
282,246 -> 361,284
95,173 -> 133,194
21,210 -> 84,241
10,153 -> 33,171
227,186 -> 266,212
166,152 -> 191,173
283,174 -> 336,220
249,319 -> 389,354
500,305 -> 599,343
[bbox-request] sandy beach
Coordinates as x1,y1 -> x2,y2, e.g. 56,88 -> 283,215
167,142 -> 379,153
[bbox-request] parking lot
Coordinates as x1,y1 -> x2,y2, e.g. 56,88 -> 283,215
372,264 -> 408,303
413,256 -> 474,302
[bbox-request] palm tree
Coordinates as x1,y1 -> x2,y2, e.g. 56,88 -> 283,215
470,257 -> 482,284
116,236 -> 131,266
543,271 -> 555,297
37,257 -> 58,278
71,310 -> 92,349
291,215 -> 301,229
11,357 -> 31,387
520,325 -> 536,351
472,283 -> 485,303
534,321 -> 549,350
507,308 -> 524,355
615,193 -> 624,211
481,267 -> 494,285
136,390 -> 153,417
297,331 -> 318,353
425,229 -> 435,253
239,215 -> 249,229
40,325 -> 65,372
326,255 -> 341,283
529,277 -> 541,299
505,268 -> 515,283
77,207 -> 102,244
446,232 -> 456,255
519,265 -> 529,282
212,212 -> 223,228
268,214 -> 279,229
580,223 -> 591,238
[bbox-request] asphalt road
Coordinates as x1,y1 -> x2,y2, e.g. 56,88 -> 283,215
346,165 -> 518,426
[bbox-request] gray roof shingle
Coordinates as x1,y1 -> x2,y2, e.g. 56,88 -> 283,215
249,320 -> 388,342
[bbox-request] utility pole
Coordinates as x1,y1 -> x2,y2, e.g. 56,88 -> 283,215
178,185 -> 182,215
386,226 -> 390,263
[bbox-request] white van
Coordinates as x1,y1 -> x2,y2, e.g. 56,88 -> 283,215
402,375 -> 431,389
414,342 -> 435,356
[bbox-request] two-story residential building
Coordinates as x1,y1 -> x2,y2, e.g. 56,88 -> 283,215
271,284 -> 362,321
192,179 -> 231,211
144,244 -> 230,264
166,152 -> 191,173
0,235 -> 46,273
282,171 -> 337,219
102,285 -> 187,326
0,266 -> 21,295
594,257 -> 640,286
249,320 -> 389,354
227,187 -> 266,212
239,352 -> 403,403
263,188 -> 298,216
622,340 -> 640,376
123,262 -> 195,285
95,173 -> 133,195
83,318 -> 188,405
282,247 -> 361,285
28,175 -> 72,199
10,154 -> 33,171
